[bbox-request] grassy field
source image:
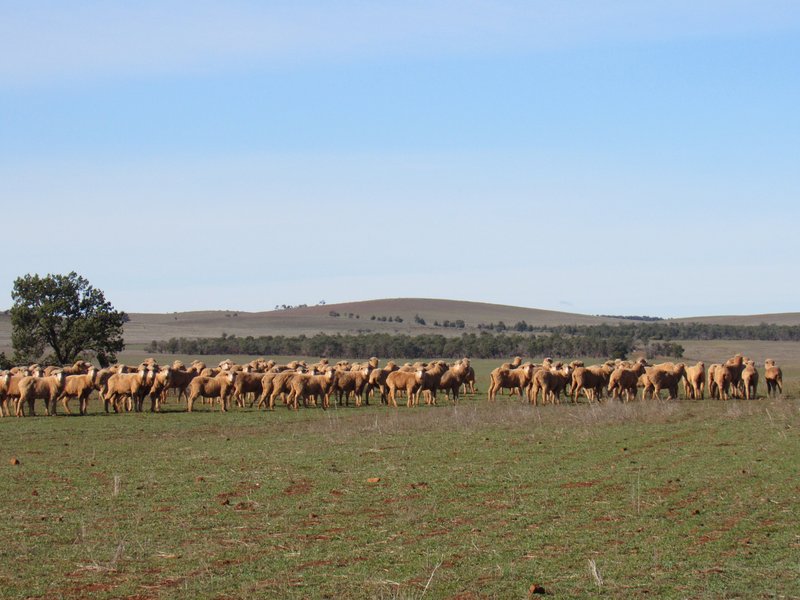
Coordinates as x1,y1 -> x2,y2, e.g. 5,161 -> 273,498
1,360 -> 799,599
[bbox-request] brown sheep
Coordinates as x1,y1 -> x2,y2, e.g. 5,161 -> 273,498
386,368 -> 424,408
417,361 -> 448,406
187,371 -> 237,412
0,372 -> 25,417
288,368 -> 337,409
256,371 -> 281,410
365,361 -> 399,405
45,360 -> 91,377
570,362 -> 615,403
332,366 -> 372,407
146,367 -> 174,412
262,369 -> 304,410
500,356 -> 523,370
683,362 -> 706,400
17,371 -> 67,416
438,367 -> 465,404
607,359 -> 647,403
487,363 -> 535,402
232,371 -> 266,408
161,366 -> 199,406
741,360 -> 759,399
104,369 -> 154,413
58,367 -> 100,415
723,354 -> 747,399
530,364 -> 572,405
764,359 -> 783,397
645,363 -> 686,400
712,364 -> 735,401
707,364 -> 721,399
455,359 -> 477,395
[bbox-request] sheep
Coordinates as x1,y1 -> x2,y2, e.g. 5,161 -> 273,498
452,358 -> 477,395
17,371 -> 67,416
332,365 -> 372,407
104,369 -> 154,413
146,367 -> 174,412
44,360 -> 91,377
723,354 -> 747,399
570,362 -> 615,403
487,363 -> 535,402
709,356 -> 747,401
386,369 -> 424,408
500,356 -> 523,371
58,367 -> 100,415
161,366 -> 199,406
0,372 -> 25,417
288,368 -> 337,410
682,362 -> 706,400
741,360 -> 759,399
437,367 -> 465,404
261,369 -> 305,410
764,359 -> 783,397
365,361 -> 399,405
255,371 -> 280,410
187,371 -> 237,412
707,364 -> 721,399
607,359 -> 647,403
232,371 -> 267,408
645,363 -> 687,400
417,361 -> 448,406
530,363 -> 572,405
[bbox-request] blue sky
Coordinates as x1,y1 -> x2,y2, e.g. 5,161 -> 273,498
2,1 -> 799,317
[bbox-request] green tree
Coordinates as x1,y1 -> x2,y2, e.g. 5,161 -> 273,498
10,272 -> 126,366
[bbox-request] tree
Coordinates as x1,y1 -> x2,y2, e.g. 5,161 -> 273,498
10,272 -> 126,366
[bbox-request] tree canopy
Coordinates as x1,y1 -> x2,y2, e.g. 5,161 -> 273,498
10,272 -> 126,366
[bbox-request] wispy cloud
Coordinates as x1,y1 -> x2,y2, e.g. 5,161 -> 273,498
2,0 -> 798,86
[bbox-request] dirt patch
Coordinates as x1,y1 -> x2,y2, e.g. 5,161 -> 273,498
284,479 -> 313,496
561,480 -> 600,489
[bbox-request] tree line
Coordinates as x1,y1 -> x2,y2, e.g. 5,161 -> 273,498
146,332 -> 683,360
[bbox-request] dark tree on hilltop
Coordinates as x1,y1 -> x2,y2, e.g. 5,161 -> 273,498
10,272 -> 126,366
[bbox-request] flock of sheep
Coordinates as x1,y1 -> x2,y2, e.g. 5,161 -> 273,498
0,353 -> 785,418
489,354 -> 785,405
0,357 -> 476,416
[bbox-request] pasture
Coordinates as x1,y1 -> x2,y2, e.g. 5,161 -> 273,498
1,356 -> 799,599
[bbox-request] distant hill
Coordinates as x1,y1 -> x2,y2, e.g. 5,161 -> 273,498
119,298 -> 629,345
1,298 -> 799,352
672,313 -> 800,326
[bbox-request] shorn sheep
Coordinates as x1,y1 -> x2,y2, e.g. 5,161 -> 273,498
386,369 -> 424,408
17,371 -> 67,417
487,363 -> 534,402
764,359 -> 783,397
741,360 -> 759,400
683,362 -> 706,400
187,371 -> 237,412
58,367 -> 100,415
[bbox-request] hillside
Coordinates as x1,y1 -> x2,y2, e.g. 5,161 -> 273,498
121,298 -> 629,345
1,298 -> 799,353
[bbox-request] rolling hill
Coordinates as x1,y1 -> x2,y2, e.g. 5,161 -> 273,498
1,298 -> 799,353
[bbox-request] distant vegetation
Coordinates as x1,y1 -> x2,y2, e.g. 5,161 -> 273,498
146,331 -> 682,360
597,314 -> 665,321
145,322 -> 800,361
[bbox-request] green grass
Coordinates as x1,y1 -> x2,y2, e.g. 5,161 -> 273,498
2,378 -> 799,599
